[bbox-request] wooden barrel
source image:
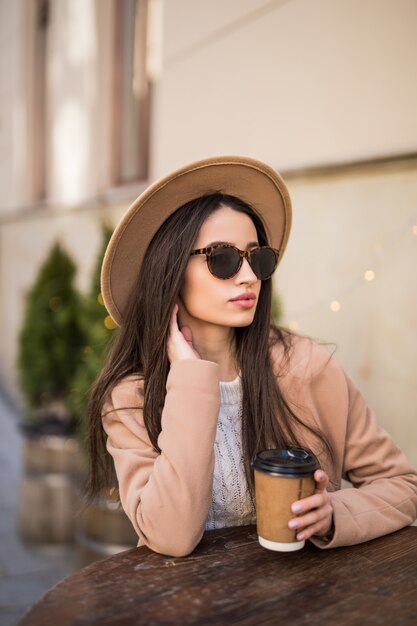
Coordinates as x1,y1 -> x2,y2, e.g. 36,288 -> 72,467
17,434 -> 85,544
75,493 -> 138,567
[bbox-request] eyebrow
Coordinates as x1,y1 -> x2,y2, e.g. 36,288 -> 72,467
206,240 -> 259,250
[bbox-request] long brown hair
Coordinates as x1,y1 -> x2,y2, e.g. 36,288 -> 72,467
85,193 -> 331,503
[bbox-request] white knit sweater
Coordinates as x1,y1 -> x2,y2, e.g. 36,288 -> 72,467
205,375 -> 256,530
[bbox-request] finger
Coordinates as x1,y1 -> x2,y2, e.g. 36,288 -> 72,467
167,305 -> 179,361
169,304 -> 180,332
314,469 -> 329,493
291,492 -> 328,514
169,303 -> 178,324
288,503 -> 332,532
294,516 -> 333,541
291,472 -> 329,513
176,297 -> 187,321
181,327 -> 200,358
180,326 -> 193,343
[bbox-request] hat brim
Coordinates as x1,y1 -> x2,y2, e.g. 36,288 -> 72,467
101,155 -> 292,327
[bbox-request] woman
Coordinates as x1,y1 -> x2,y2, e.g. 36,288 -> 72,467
87,155 -> 417,557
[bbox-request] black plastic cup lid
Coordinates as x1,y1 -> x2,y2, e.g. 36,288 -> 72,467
252,448 -> 320,477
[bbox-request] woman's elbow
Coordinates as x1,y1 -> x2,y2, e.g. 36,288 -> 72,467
143,531 -> 203,558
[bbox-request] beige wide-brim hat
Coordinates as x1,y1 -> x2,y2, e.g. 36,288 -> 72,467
101,155 -> 292,327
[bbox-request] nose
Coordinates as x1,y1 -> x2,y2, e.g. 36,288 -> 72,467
234,257 -> 258,285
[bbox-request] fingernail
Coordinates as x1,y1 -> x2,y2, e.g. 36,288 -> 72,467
297,533 -> 305,541
288,520 -> 298,529
291,503 -> 301,513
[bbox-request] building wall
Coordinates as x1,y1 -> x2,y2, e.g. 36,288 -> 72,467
151,0 -> 417,177
277,158 -> 417,466
0,0 -> 27,211
0,0 -> 145,401
0,0 -> 115,212
149,0 -> 417,463
0,0 -> 416,467
46,0 -> 114,204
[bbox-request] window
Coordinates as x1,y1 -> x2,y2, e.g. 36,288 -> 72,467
30,0 -> 49,201
112,0 -> 150,184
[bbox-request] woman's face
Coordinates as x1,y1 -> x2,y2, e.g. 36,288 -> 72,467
179,205 -> 262,329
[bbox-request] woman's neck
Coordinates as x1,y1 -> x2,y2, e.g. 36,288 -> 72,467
180,317 -> 239,381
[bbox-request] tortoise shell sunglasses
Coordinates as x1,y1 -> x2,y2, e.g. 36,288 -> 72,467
189,243 -> 279,280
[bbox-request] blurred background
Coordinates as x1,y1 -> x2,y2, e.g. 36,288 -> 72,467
1,0 -> 416,624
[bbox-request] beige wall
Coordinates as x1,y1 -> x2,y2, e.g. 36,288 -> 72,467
0,0 -> 27,210
146,0 -> 417,465
147,0 -> 417,465
151,0 -> 417,177
276,158 -> 417,466
0,0 -> 416,467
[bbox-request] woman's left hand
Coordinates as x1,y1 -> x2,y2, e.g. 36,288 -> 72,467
288,469 -> 334,541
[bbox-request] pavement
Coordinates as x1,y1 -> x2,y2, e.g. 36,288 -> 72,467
0,393 -> 78,626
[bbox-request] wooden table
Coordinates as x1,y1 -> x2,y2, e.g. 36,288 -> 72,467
18,525 -> 417,625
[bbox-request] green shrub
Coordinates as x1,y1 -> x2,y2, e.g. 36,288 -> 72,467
69,224 -> 118,449
17,242 -> 87,430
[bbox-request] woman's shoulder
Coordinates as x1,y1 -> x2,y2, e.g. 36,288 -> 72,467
269,327 -> 341,382
106,373 -> 144,411
101,374 -> 147,439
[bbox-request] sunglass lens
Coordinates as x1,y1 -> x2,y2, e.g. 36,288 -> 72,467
250,248 -> 278,279
209,247 -> 240,279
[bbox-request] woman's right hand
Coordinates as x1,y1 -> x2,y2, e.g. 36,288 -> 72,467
167,303 -> 201,363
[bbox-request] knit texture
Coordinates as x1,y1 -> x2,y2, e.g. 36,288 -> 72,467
205,375 -> 256,530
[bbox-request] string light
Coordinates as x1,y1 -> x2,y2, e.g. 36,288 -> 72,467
49,296 -> 61,311
282,213 -> 417,330
104,315 -> 118,330
364,270 -> 375,282
97,292 -> 104,305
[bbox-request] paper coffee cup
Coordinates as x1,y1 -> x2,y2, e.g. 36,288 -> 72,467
253,448 -> 320,552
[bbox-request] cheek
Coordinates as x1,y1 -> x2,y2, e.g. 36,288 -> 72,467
180,265 -> 223,316
180,265 -> 199,306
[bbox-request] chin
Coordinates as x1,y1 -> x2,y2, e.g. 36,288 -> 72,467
228,312 -> 257,327
233,319 -> 256,328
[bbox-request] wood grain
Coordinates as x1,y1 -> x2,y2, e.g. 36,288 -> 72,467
18,526 -> 417,626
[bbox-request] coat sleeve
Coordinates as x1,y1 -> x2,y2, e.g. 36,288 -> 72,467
101,359 -> 220,557
308,356 -> 417,549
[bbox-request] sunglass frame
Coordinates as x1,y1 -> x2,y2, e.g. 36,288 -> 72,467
190,243 -> 279,280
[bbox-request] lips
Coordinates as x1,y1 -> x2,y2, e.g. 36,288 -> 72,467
229,293 -> 257,302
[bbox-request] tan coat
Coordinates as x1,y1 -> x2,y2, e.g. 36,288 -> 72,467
102,334 -> 417,557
